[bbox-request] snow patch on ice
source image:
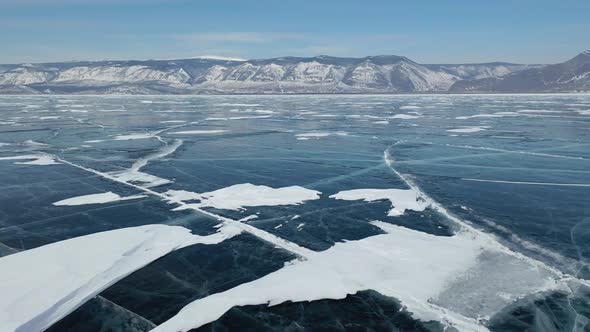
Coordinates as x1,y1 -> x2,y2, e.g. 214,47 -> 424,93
165,183 -> 321,211
52,192 -> 146,206
205,115 -> 271,121
330,188 -> 429,216
0,224 -> 240,332
295,132 -> 348,140
217,103 -> 261,107
153,219 -> 565,332
113,133 -> 154,141
169,130 -> 227,135
447,126 -> 488,133
0,154 -> 59,165
238,215 -> 259,222
456,112 -> 519,120
107,170 -> 172,188
390,114 -> 421,120
24,140 -> 47,146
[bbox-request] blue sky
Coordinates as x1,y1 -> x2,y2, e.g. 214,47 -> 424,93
0,0 -> 588,64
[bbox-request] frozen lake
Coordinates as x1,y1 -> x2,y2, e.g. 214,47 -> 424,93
0,94 -> 589,331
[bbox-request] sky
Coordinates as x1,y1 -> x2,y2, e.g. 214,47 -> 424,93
0,0 -> 588,64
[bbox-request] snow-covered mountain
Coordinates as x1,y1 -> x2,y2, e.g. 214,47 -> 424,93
0,54 -> 559,94
450,51 -> 590,93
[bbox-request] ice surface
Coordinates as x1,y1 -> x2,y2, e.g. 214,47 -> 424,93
0,224 -> 241,332
1,94 -> 589,331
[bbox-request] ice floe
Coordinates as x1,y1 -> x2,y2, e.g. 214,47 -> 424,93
330,188 -> 429,216
0,224 -> 241,332
164,183 -> 321,211
52,192 -> 147,206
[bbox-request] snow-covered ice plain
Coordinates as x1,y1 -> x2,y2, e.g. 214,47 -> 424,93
0,94 -> 589,331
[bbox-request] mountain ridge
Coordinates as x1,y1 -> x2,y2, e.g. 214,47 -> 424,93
0,52 -> 587,94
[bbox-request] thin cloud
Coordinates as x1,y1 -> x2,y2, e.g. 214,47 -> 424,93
171,32 -> 307,44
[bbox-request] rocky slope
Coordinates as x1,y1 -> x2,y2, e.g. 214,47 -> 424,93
450,51 -> 590,93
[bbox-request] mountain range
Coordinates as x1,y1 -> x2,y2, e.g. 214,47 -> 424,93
0,51 -> 589,94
